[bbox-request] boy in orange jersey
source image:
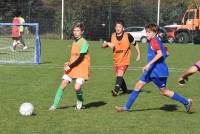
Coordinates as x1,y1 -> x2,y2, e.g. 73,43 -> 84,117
102,20 -> 141,96
11,10 -> 28,51
49,22 -> 90,111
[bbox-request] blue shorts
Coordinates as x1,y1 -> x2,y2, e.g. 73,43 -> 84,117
140,72 -> 167,89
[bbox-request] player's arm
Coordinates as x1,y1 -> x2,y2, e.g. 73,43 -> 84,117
143,39 -> 162,72
101,41 -> 115,49
128,33 -> 140,62
64,43 -> 88,71
101,37 -> 115,49
143,50 -> 162,72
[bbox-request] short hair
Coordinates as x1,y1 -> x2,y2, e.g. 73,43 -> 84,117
14,10 -> 22,17
115,19 -> 125,27
72,22 -> 85,31
145,23 -> 159,33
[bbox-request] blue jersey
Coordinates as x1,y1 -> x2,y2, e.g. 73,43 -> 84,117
146,36 -> 169,78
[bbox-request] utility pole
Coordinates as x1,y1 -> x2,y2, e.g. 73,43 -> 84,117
108,0 -> 112,36
61,0 -> 64,40
157,0 -> 160,25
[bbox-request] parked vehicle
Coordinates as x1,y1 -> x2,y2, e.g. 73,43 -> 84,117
158,27 -> 169,43
174,0 -> 200,43
164,24 -> 181,43
124,26 -> 148,43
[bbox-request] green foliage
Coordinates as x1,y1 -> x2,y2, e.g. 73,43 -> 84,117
0,0 -> 194,39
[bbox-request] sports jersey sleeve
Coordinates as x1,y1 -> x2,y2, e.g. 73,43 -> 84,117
80,42 -> 89,53
128,33 -> 136,46
150,39 -> 160,51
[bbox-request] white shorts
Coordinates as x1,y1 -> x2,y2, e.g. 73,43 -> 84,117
62,74 -> 85,85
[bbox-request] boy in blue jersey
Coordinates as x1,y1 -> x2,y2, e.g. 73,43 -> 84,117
115,23 -> 192,113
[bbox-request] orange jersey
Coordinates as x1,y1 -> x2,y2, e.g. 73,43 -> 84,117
111,32 -> 131,66
11,17 -> 21,38
65,38 -> 90,80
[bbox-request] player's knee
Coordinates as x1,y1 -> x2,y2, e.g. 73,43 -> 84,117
74,78 -> 84,91
60,80 -> 69,89
191,66 -> 198,73
76,78 -> 84,85
160,89 -> 168,96
134,81 -> 144,91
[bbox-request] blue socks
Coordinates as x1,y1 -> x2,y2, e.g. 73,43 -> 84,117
171,92 -> 189,105
125,90 -> 139,110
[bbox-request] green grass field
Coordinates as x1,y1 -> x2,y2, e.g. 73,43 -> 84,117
0,40 -> 200,134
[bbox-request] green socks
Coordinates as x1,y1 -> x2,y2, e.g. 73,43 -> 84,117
76,90 -> 83,102
52,87 -> 83,108
53,87 -> 64,107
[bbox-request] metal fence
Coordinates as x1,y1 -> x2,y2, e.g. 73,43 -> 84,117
0,0 -> 188,40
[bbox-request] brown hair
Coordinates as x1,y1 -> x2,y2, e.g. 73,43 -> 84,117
145,23 -> 159,33
72,22 -> 85,31
115,19 -> 125,27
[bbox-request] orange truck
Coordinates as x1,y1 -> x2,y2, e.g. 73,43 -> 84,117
175,0 -> 200,43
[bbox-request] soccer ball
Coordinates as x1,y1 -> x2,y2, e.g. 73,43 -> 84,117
19,102 -> 34,116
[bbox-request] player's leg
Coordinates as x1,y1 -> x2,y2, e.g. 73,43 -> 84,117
153,77 -> 192,113
20,33 -> 28,50
121,78 -> 128,93
112,65 -> 128,96
115,72 -> 149,112
178,60 -> 200,86
11,38 -> 19,51
74,78 -> 85,110
160,88 -> 192,113
49,75 -> 72,111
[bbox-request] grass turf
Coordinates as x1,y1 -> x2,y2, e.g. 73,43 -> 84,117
0,40 -> 200,134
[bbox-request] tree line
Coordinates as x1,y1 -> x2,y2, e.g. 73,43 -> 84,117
0,0 -> 191,39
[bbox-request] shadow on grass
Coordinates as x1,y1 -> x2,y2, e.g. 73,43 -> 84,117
133,104 -> 179,112
58,101 -> 107,110
132,104 -> 195,114
84,101 -> 107,109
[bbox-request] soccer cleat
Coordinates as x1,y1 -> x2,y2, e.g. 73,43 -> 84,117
178,77 -> 188,86
49,105 -> 57,111
185,99 -> 192,113
111,89 -> 119,96
115,106 -> 129,112
76,100 -> 83,110
23,46 -> 28,50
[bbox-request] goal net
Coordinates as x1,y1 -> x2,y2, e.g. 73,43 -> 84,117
0,23 -> 41,64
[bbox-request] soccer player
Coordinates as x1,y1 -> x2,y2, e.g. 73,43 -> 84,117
178,60 -> 200,86
115,23 -> 192,113
11,10 -> 28,51
49,22 -> 90,111
102,20 -> 140,96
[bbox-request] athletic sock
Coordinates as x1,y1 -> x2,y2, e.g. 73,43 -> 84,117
125,90 -> 139,109
76,90 -> 83,102
121,78 -> 128,92
53,87 -> 64,107
171,92 -> 189,105
114,76 -> 123,92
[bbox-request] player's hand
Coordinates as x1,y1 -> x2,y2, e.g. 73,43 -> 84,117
143,63 -> 150,72
64,62 -> 70,66
64,66 -> 70,71
101,41 -> 108,48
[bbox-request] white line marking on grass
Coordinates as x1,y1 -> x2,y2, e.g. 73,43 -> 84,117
0,64 -> 190,72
